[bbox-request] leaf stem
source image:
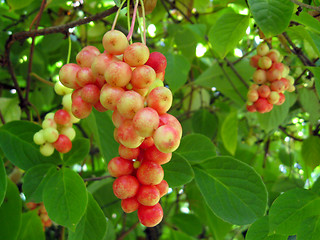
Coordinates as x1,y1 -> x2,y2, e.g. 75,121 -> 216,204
112,0 -> 127,31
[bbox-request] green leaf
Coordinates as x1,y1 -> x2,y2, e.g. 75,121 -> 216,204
22,164 -> 56,203
7,0 -> 35,10
257,92 -> 297,132
291,11 -> 320,34
308,67 -> 320,97
245,216 -> 287,240
0,158 -> 6,206
301,135 -> 320,170
64,138 -> 90,166
91,110 -> 118,162
162,153 -> 194,188
298,88 -> 320,125
192,109 -> 218,139
208,12 -> 249,58
18,211 -> 45,240
0,121 -> 61,170
269,188 -> 320,235
278,147 -> 294,167
0,179 -> 22,240
221,111 -> 238,155
43,167 -> 88,230
170,228 -> 197,240
312,175 -> 320,195
69,192 -> 107,240
194,156 -> 268,225
297,215 -> 320,240
248,0 -> 294,37
103,220 -> 116,240
0,98 -> 21,127
174,27 -> 197,61
176,134 -> 216,164
164,53 -> 191,93
171,213 -> 203,236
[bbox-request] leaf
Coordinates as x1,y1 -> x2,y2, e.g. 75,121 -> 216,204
0,179 -> 22,240
257,92 -> 297,132
278,147 -> 294,167
91,110 -> 118,162
312,175 -> 320,195
103,220 -> 116,240
297,215 -> 320,240
208,12 -> 249,58
64,138 -> 90,166
0,158 -> 6,206
22,164 -> 56,203
291,11 -> 320,34
176,134 -> 216,164
301,136 -> 320,170
309,67 -> 320,97
7,0 -> 35,10
0,98 -> 21,126
245,216 -> 287,240
69,192 -> 107,240
171,213 -> 203,236
269,188 -> 320,235
298,88 -> 320,125
248,0 -> 294,38
162,153 -> 194,188
43,167 -> 88,230
221,111 -> 238,155
0,121 -> 61,170
170,228 -> 197,240
164,53 -> 191,93
174,27 -> 197,61
18,211 -> 45,240
194,156 -> 268,225
192,109 -> 218,139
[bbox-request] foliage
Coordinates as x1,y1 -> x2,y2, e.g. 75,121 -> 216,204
0,0 -> 320,239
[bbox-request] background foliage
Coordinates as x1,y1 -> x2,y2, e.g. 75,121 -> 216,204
0,0 -> 320,239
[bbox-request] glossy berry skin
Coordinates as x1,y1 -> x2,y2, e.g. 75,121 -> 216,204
153,125 -> 180,153
118,145 -> 140,160
254,98 -> 273,113
159,113 -> 183,139
102,30 -> 129,55
108,157 -> 134,177
76,46 -> 100,68
144,145 -> 172,165
249,55 -> 261,68
117,120 -> 145,148
104,61 -> 132,88
54,109 -> 71,125
147,87 -> 173,115
53,134 -> 72,153
123,42 -> 150,67
76,67 -> 96,87
80,84 -> 100,104
113,175 -> 139,199
145,52 -> 167,73
117,91 -> 144,119
72,96 -> 92,119
276,93 -> 285,105
136,185 -> 160,206
121,197 -> 139,213
140,137 -> 154,149
155,180 -> 169,197
59,63 -> 81,89
136,161 -> 164,185
133,107 -> 159,137
138,203 -> 163,227
100,84 -> 125,111
131,65 -> 156,89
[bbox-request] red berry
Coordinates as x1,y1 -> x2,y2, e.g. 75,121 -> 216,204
138,203 -> 163,227
121,197 -> 139,213
137,161 -> 164,185
53,134 -> 72,153
54,109 -> 71,125
108,157 -> 134,177
113,175 -> 139,199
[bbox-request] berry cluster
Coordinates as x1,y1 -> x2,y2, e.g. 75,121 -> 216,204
246,42 -> 295,113
26,202 -> 52,230
33,87 -> 79,156
56,29 -> 182,227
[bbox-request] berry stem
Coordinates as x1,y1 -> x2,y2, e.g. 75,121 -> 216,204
127,0 -> 139,41
67,35 -> 71,64
112,0 -> 126,31
135,3 -> 145,44
127,0 -> 132,44
139,0 -> 146,44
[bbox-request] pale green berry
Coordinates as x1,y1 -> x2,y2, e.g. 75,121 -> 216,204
43,128 -> 59,143
40,143 -> 55,156
62,93 -> 72,112
33,130 -> 45,145
147,78 -> 164,96
42,118 -> 57,129
70,114 -> 80,123
60,127 -> 76,141
45,112 -> 55,120
54,81 -> 73,95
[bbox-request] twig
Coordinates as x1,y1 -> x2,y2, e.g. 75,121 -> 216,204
279,126 -> 303,141
232,48 -> 256,65
30,73 -> 54,86
25,0 -> 47,103
164,0 -> 194,24
0,110 -> 6,125
160,0 -> 180,24
224,57 -> 249,89
290,0 -> 320,12
117,221 -> 139,240
83,175 -> 112,182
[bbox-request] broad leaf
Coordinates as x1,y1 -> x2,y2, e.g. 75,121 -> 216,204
0,158 -> 6,206
64,138 -> 90,166
221,111 -> 238,155
170,229 -> 197,240
174,27 -> 197,61
164,53 -> 191,93
309,67 -> 320,97
0,121 -> 61,170
298,88 -> 320,125
0,179 -> 22,240
171,213 -> 202,236
0,97 -> 21,126
18,211 -> 45,240
7,0 -> 35,10
245,216 -> 287,240
301,136 -> 320,170
192,109 -> 218,139
162,153 -> 194,188
291,11 -> 320,34
297,215 -> 320,240
43,167 -> 88,230
22,164 -> 56,203
248,0 -> 294,37
269,188 -> 320,235
208,12 -> 249,58
194,156 -> 268,225
176,134 -> 216,164
69,192 -> 107,240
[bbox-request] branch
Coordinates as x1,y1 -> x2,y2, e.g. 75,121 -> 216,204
83,175 -> 112,182
117,221 -> 139,240
224,57 -> 249,89
290,0 -> 320,12
0,110 -> 6,125
279,126 -> 303,141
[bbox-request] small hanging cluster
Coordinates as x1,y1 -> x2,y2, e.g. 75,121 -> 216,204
33,87 -> 79,156
26,202 -> 52,230
246,42 -> 295,113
